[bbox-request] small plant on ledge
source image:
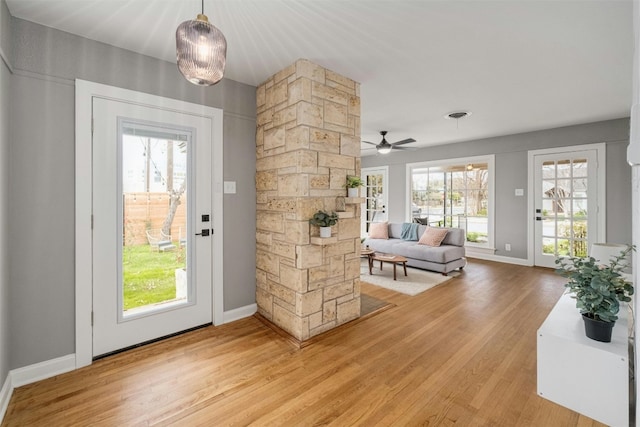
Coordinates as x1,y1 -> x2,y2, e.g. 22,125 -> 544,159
345,175 -> 364,197
309,210 -> 339,238
555,245 -> 634,342
345,175 -> 364,188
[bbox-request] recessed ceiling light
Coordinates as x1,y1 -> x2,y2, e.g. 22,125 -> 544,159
444,111 -> 472,120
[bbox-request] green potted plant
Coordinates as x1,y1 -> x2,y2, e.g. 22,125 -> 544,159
345,175 -> 364,197
555,245 -> 634,342
309,210 -> 339,238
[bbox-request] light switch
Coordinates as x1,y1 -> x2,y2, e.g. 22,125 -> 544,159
224,181 -> 237,194
515,189 -> 524,196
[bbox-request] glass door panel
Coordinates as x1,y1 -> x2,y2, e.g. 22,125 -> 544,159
121,125 -> 189,319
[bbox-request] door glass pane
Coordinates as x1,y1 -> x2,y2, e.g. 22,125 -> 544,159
556,199 -> 571,217
572,220 -> 588,238
542,161 -> 556,179
542,237 -> 555,254
541,199 -> 554,216
121,125 -> 189,318
557,239 -> 570,256
365,173 -> 386,230
573,178 -> 587,197
572,158 -> 588,177
555,179 -> 571,195
572,199 -> 587,215
542,219 -> 556,237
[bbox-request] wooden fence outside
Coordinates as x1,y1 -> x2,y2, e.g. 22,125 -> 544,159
123,192 -> 187,246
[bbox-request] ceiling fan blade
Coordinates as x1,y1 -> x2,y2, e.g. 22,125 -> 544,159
362,141 -> 378,146
391,146 -> 417,151
391,138 -> 416,146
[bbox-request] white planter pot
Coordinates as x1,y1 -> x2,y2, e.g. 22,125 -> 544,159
175,268 -> 187,299
319,226 -> 332,238
347,187 -> 359,197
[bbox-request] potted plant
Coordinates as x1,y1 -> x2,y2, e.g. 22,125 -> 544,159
555,245 -> 634,342
345,175 -> 364,197
309,210 -> 339,238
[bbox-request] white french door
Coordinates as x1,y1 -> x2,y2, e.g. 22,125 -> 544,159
91,97 -> 214,357
532,146 -> 604,268
361,167 -> 389,236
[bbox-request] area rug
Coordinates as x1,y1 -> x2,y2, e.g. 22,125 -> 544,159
360,259 -> 456,296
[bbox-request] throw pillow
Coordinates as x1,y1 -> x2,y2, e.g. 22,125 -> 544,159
368,222 -> 389,239
418,227 -> 448,247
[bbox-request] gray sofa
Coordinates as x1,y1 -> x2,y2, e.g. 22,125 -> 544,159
363,223 -> 466,275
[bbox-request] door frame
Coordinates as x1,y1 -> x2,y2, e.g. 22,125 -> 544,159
75,80 -> 224,368
527,143 -> 606,266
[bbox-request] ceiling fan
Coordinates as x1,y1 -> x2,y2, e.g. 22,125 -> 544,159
362,131 -> 416,154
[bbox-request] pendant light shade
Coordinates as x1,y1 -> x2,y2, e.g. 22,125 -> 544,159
176,4 -> 227,86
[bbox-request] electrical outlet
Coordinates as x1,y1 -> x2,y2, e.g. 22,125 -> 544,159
505,243 -> 511,251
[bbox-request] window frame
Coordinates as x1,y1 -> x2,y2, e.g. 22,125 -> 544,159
406,155 -> 495,252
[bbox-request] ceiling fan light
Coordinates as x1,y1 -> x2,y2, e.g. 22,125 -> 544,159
176,10 -> 227,86
377,146 -> 392,154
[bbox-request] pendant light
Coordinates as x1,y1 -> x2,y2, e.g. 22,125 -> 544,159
176,0 -> 227,86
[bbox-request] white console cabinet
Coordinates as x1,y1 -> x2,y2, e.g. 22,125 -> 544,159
537,293 -> 629,427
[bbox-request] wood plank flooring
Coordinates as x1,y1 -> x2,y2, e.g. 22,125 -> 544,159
2,259 -> 608,426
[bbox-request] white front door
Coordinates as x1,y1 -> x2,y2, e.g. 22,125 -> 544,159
92,97 -> 214,357
532,147 -> 603,268
362,167 -> 389,236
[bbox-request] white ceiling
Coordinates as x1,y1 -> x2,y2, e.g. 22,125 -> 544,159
6,0 -> 633,155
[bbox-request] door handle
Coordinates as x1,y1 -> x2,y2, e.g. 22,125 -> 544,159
195,229 -> 210,236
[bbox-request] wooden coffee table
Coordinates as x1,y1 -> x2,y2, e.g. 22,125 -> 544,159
370,253 -> 408,280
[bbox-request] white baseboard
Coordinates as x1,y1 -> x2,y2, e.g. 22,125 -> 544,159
467,253 -> 533,266
223,303 -> 257,324
10,354 -> 76,388
0,373 -> 12,425
0,354 -> 76,424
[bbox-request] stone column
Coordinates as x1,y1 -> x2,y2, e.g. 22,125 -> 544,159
255,59 -> 361,341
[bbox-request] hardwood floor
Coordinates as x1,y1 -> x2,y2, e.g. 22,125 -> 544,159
2,259 -> 607,426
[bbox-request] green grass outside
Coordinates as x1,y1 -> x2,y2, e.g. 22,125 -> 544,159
122,244 -> 186,310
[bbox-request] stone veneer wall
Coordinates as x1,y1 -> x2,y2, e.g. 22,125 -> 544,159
255,59 -> 362,341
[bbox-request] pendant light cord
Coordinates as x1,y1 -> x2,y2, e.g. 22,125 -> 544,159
201,0 -> 204,14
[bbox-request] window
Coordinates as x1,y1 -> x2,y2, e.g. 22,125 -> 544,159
408,155 -> 494,249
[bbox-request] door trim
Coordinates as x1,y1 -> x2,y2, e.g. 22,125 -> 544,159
526,143 -> 606,266
75,80 -> 224,368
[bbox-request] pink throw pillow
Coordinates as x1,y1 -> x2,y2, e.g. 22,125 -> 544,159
418,227 -> 448,247
368,222 -> 389,239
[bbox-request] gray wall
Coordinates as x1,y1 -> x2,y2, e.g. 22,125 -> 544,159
8,17 -> 257,369
0,0 -> 10,386
362,118 -> 631,260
